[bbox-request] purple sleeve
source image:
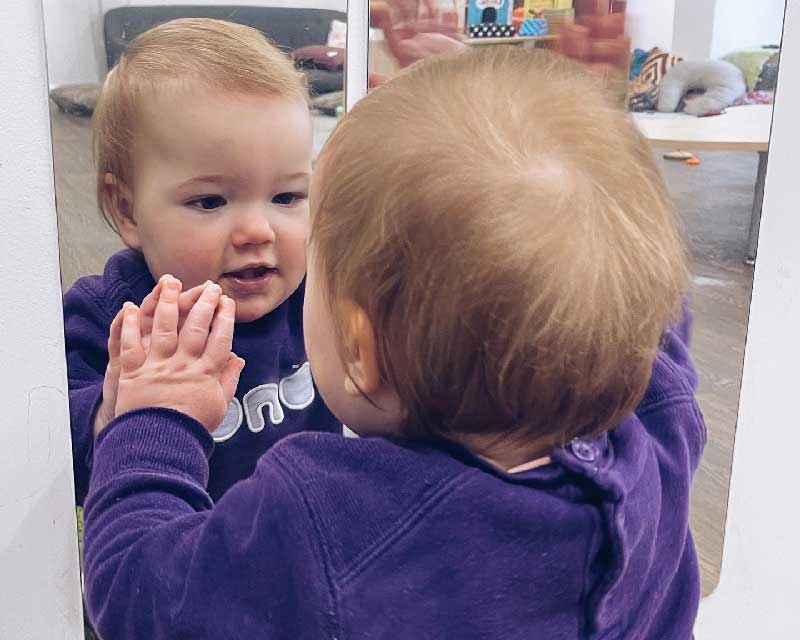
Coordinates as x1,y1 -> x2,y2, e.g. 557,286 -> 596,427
639,301 -> 706,472
660,301 -> 697,391
83,409 -> 333,639
63,281 -> 111,505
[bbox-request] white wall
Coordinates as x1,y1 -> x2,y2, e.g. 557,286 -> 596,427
43,0 -> 347,88
672,0 -> 717,58
627,0 -> 784,58
625,0 -> 676,51
42,0 -> 107,89
0,0 -> 84,637
711,0 -> 785,57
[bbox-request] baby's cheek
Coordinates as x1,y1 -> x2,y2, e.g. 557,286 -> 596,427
168,243 -> 220,288
279,222 -> 310,272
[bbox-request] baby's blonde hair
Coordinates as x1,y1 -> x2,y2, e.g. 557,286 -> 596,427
93,18 -> 307,228
312,47 -> 687,446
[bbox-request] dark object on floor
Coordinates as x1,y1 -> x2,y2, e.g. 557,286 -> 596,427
103,6 -> 346,95
310,90 -> 343,116
50,84 -> 101,117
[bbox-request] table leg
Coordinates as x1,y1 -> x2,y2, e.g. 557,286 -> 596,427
746,150 -> 769,265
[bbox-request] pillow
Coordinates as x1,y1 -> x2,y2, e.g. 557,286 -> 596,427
627,47 -> 683,111
629,48 -> 649,80
723,49 -> 774,90
657,60 -> 746,115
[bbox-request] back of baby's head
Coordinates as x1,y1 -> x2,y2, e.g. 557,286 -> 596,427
93,18 -> 306,225
312,47 -> 687,447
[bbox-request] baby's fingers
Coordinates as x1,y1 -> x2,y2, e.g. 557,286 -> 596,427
204,296 -> 236,369
220,354 -> 245,405
149,277 -> 182,359
178,283 -> 208,323
119,303 -> 146,372
108,306 -> 125,363
139,277 -> 165,335
179,283 -> 222,356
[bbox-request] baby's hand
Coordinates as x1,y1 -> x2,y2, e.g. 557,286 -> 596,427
139,276 -> 211,340
107,277 -> 244,434
92,279 -> 213,437
93,308 -> 125,437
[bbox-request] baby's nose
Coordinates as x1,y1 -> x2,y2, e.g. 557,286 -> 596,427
231,208 -> 276,247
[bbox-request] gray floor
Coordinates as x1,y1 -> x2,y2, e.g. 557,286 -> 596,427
50,102 -> 756,596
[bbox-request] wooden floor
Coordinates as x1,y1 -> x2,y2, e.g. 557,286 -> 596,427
662,150 -> 756,595
50,103 -> 754,596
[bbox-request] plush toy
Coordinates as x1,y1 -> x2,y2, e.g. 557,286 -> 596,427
657,60 -> 747,115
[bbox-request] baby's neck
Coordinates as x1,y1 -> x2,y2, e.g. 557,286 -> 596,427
456,432 -> 554,472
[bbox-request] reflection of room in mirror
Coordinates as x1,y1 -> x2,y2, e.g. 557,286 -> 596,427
43,0 -> 346,288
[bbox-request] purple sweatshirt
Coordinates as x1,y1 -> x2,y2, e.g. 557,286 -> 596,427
64,249 -> 341,503
84,308 -> 704,639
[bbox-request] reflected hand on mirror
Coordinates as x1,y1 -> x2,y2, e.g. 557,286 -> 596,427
557,14 -> 631,99
95,277 -> 244,437
369,0 -> 465,86
92,278 -> 215,437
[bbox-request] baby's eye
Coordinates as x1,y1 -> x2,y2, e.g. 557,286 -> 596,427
187,195 -> 227,211
272,192 -> 306,206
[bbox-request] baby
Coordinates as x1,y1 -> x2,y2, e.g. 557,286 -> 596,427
63,18 -> 340,503
84,48 -> 704,639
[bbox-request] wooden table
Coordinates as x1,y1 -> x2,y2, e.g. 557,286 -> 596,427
633,105 -> 774,263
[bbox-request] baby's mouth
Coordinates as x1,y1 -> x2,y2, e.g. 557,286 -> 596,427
223,265 -> 277,280
221,265 -> 279,294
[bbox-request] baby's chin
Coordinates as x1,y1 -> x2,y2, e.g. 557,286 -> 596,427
232,298 -> 282,324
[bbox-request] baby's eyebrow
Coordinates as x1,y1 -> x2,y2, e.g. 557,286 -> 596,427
176,175 -> 228,189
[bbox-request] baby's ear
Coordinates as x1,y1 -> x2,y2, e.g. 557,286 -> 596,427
342,304 -> 381,397
102,173 -> 140,249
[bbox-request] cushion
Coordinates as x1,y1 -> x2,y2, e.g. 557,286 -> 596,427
629,48 -> 649,80
627,47 -> 683,112
723,49 -> 774,90
657,60 -> 746,115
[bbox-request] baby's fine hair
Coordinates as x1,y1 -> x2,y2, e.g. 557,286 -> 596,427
93,18 -> 307,228
312,47 -> 687,447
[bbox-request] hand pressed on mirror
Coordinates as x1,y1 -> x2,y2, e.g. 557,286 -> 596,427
368,0 -> 464,87
93,277 -> 218,437
100,277 -> 244,436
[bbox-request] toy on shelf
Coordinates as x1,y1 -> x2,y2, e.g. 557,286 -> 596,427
468,22 -> 516,38
467,0 -> 512,29
519,18 -> 549,36
523,0 -> 573,17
